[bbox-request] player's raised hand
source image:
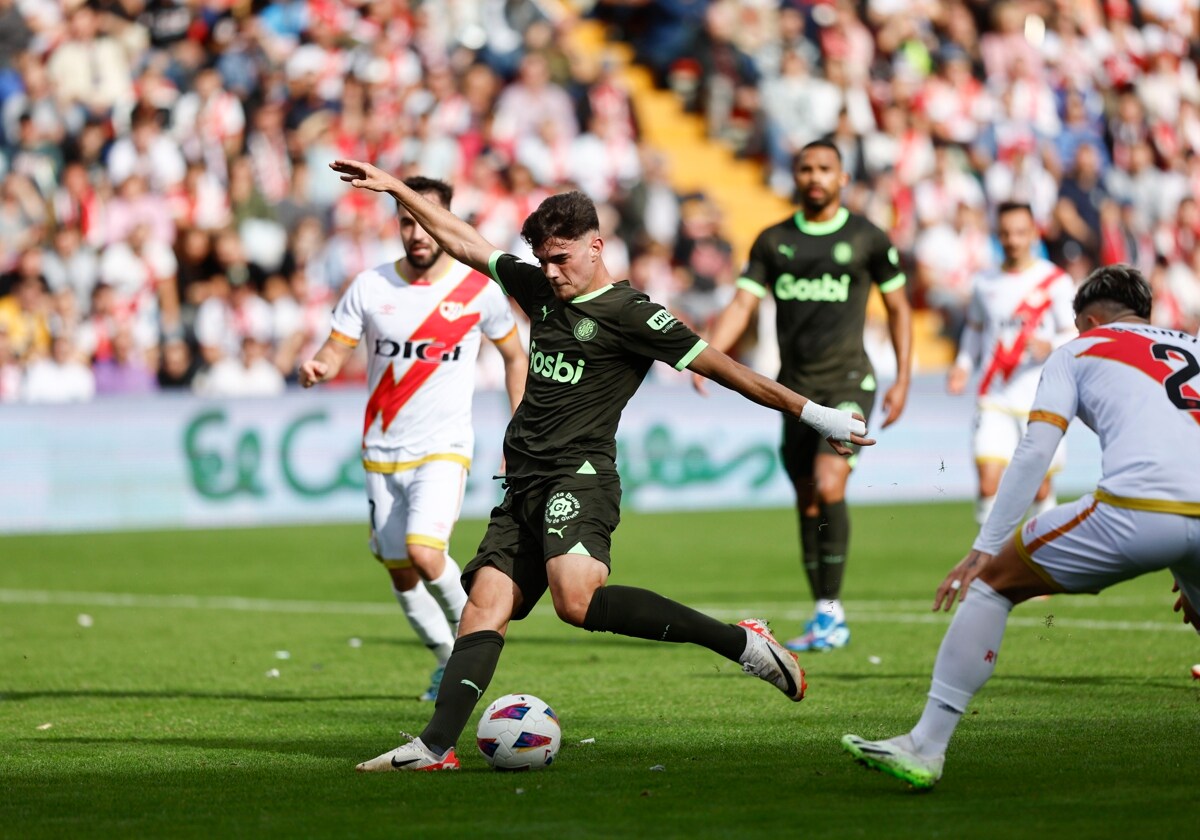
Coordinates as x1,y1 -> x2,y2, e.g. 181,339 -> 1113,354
299,359 -> 329,388
933,549 -> 990,611
880,381 -> 908,428
330,159 -> 395,192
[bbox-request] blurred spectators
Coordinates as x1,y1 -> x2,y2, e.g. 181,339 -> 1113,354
0,267 -> 51,360
2,0 -> 1200,405
22,331 -> 93,403
193,335 -> 286,398
597,0 -> 1200,355
93,324 -> 157,396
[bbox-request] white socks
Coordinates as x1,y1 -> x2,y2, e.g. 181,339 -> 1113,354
424,554 -> 467,632
393,583 -> 455,665
975,494 -> 996,526
816,598 -> 845,623
910,579 -> 1013,757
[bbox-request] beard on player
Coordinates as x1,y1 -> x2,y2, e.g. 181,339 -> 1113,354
800,183 -> 838,216
405,241 -> 443,270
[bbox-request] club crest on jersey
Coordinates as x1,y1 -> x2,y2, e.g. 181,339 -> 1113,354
832,242 -> 854,265
574,317 -> 598,341
546,491 -> 582,524
439,301 -> 465,321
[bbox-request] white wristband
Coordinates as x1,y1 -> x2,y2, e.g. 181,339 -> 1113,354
800,401 -> 866,442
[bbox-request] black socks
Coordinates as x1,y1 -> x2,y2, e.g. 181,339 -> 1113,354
420,630 -> 504,754
582,584 -> 746,662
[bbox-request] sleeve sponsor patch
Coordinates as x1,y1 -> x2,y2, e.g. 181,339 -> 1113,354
646,310 -> 677,332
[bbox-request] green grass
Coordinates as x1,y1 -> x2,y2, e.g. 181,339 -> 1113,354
1,503 -> 1197,838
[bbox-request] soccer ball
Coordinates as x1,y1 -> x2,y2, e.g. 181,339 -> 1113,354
475,693 -> 561,771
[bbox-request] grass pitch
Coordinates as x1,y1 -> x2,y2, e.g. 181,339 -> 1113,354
2,502 -> 1197,838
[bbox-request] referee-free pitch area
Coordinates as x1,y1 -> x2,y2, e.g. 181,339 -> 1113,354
2,503 -> 1195,838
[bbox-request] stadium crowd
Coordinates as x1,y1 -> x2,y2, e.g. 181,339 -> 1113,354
0,0 -> 1198,404
600,0 -> 1200,338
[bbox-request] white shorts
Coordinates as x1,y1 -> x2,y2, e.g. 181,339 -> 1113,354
365,458 -> 468,568
1015,494 -> 1200,610
974,404 -> 1066,472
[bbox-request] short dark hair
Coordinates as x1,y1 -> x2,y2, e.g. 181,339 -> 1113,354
402,176 -> 453,208
793,139 -> 842,169
1073,263 -> 1153,319
997,201 -> 1033,218
520,190 -> 599,250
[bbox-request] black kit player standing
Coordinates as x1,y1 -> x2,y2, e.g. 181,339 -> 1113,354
328,157 -> 874,772
698,140 -> 913,653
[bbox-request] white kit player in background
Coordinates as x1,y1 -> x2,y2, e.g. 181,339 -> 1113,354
844,264 -> 1200,789
947,202 -> 1077,526
299,177 -> 527,701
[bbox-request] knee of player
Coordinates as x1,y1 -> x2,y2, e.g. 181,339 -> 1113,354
387,565 -> 420,591
814,478 -> 846,505
550,585 -> 598,627
405,543 -> 446,578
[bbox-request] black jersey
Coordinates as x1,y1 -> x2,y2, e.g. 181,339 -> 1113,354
488,252 -> 707,480
738,207 -> 905,392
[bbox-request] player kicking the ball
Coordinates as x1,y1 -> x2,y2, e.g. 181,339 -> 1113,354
843,265 -> 1200,789
329,158 -> 873,772
300,177 -> 527,702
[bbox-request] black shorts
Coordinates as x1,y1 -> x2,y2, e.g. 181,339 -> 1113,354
780,384 -> 876,484
462,473 -> 622,620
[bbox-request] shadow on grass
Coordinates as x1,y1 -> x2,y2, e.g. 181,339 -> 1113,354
15,734 -> 359,761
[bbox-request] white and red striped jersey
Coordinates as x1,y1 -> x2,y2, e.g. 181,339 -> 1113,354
958,259 -> 1076,411
1032,323 -> 1200,507
330,258 -> 517,470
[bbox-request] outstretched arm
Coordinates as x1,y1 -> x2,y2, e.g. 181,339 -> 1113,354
879,285 -> 912,427
329,159 -> 498,276
688,345 -> 873,455
692,287 -> 761,394
299,335 -> 355,388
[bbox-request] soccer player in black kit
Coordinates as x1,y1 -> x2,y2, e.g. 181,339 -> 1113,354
328,157 -> 875,772
699,140 -> 912,653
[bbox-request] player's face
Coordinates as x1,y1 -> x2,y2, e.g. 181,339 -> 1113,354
997,209 -> 1035,263
534,234 -> 603,301
398,193 -> 446,270
535,232 -> 604,302
793,148 -> 848,214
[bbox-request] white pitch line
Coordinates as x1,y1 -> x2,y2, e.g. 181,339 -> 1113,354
0,588 -> 1189,633
0,588 -> 396,616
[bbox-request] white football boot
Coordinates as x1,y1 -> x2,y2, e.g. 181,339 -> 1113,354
841,733 -> 944,790
355,737 -> 460,772
737,618 -> 807,701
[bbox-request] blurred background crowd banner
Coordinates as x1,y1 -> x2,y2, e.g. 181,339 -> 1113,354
0,380 -> 1102,534
0,0 -> 1196,517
